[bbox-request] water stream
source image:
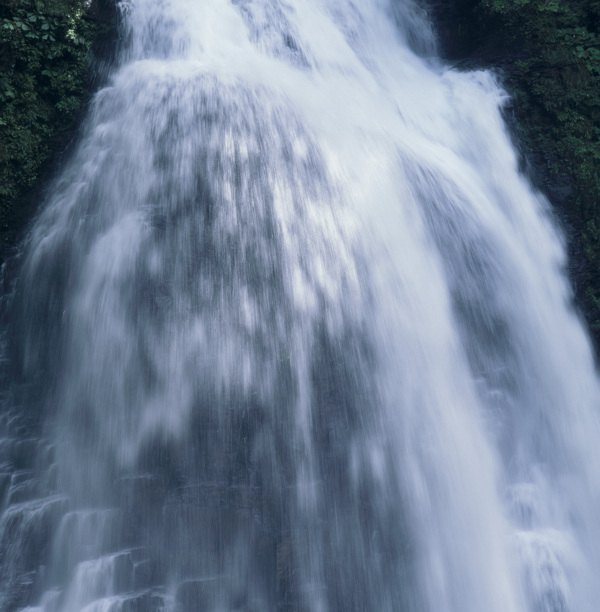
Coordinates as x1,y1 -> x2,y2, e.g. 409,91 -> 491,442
1,0 -> 599,611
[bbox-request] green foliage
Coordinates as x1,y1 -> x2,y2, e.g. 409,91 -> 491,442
0,0 -> 102,234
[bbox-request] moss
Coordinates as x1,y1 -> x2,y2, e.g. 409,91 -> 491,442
0,0 -> 114,259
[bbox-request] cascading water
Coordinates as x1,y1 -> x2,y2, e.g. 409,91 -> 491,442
1,0 -> 599,610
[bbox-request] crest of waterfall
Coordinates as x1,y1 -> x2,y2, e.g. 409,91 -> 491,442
0,0 -> 599,611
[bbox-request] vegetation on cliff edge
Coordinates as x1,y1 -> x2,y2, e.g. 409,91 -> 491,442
432,0 -> 600,345
0,0 -> 112,256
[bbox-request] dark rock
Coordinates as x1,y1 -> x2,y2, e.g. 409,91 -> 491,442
113,551 -> 134,594
133,558 -> 160,591
6,471 -> 38,505
0,472 -> 11,508
175,578 -> 228,612
119,591 -> 152,612
0,496 -> 69,610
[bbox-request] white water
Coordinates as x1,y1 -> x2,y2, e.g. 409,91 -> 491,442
2,0 -> 600,610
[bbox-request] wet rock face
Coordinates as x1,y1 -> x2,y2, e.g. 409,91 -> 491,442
0,409 -> 59,611
0,391 -> 297,612
426,0 -> 485,60
88,0 -> 118,21
426,0 -> 529,66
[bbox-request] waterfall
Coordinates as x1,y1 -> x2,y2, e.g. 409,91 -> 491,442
1,0 -> 600,610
